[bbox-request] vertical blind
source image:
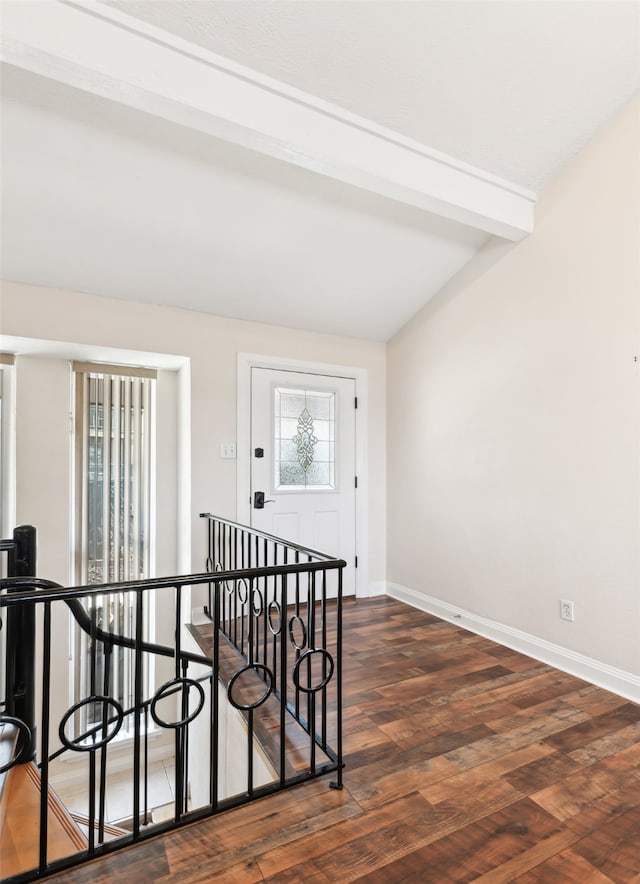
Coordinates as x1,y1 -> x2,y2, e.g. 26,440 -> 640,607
73,363 -> 156,732
73,363 -> 156,585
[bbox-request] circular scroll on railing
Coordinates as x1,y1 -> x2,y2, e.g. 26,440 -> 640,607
251,585 -> 264,617
227,663 -> 273,711
59,696 -> 124,752
215,561 -> 234,596
0,716 -> 32,774
236,578 -> 250,606
267,599 -> 282,635
292,649 -> 335,694
150,677 -> 205,730
288,614 -> 307,651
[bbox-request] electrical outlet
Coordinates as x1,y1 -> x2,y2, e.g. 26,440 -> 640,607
560,599 -> 575,622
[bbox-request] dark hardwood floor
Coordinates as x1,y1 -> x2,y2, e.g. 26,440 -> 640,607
47,596 -> 640,882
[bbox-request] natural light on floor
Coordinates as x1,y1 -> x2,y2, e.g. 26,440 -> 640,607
54,758 -> 177,828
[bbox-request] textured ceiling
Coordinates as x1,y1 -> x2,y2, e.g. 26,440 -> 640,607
106,0 -> 640,189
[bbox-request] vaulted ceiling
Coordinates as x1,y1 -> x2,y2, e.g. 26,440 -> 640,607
1,1 -> 638,341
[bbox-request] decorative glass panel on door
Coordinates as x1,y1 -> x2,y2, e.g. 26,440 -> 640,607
274,387 -> 336,489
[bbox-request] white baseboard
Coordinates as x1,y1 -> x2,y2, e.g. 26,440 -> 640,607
367,581 -> 387,597
385,581 -> 640,704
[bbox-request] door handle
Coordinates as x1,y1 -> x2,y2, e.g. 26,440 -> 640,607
253,491 -> 275,509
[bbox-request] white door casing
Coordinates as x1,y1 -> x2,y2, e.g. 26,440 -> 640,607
237,353 -> 367,598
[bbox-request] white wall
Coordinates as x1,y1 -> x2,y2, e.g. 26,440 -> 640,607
14,356 -> 71,582
0,285 -> 386,590
0,362 -> 17,539
1,288 -> 385,763
387,94 -> 640,685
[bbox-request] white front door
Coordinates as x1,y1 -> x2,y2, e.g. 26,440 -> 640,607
250,367 -> 356,597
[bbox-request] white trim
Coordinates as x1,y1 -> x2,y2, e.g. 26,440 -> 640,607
0,361 -> 16,537
386,581 -> 640,704
237,352 -> 368,599
176,362 -> 192,575
1,0 -> 535,241
0,335 -> 186,371
368,581 -> 387,598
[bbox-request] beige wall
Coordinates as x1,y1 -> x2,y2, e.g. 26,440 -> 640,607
0,283 -> 386,591
387,94 -> 640,675
14,356 -> 71,580
2,94 -> 637,685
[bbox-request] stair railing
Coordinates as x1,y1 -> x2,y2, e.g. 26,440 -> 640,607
0,518 -> 344,883
1,525 -> 37,766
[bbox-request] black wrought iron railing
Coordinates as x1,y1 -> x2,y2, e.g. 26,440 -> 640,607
201,513 -> 344,795
0,518 -> 344,883
1,525 -> 38,767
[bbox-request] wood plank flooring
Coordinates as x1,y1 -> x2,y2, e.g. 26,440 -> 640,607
1,762 -> 87,878
44,597 -> 640,882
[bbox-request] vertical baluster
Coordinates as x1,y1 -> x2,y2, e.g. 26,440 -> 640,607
275,546 -> 288,686
279,572 -> 287,786
321,568 -> 328,749
181,658 -> 189,815
143,704 -> 150,825
331,564 -> 344,790
38,600 -> 52,873
246,572 -> 255,799
173,586 -> 183,821
87,604 -> 98,854
210,578 -> 220,811
294,551 -> 300,720
205,519 -> 213,618
238,579 -> 244,653
263,546 -> 272,671
132,590 -> 143,838
98,642 -> 113,843
308,569 -> 316,775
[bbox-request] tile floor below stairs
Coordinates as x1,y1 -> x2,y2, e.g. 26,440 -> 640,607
53,758 -> 176,825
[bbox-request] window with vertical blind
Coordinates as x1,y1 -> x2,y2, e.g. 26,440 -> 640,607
72,362 -> 156,735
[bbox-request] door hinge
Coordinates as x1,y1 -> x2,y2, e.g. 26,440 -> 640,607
355,556 -> 358,568
354,396 -> 358,409
354,476 -> 358,488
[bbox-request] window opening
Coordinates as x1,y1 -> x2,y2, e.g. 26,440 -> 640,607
73,364 -> 156,736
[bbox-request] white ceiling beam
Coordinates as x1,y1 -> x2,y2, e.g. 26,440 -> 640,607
1,0 -> 535,240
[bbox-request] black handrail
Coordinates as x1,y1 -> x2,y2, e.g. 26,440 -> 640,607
0,518 -> 344,882
0,558 -> 344,605
199,512 -> 339,562
1,576 -> 210,668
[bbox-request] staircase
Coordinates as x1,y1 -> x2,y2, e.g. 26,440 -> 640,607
0,736 -> 87,878
1,519 -> 344,881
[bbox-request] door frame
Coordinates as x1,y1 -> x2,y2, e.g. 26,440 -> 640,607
237,352 -> 368,598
